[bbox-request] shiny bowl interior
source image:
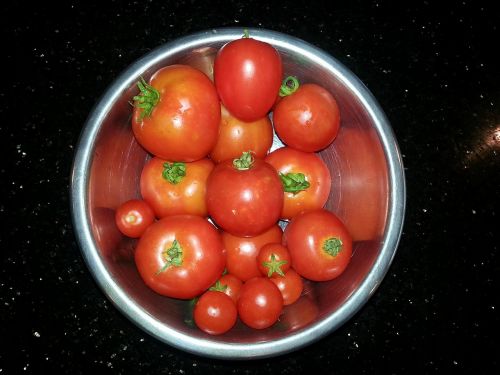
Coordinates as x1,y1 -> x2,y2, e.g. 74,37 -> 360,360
71,28 -> 405,359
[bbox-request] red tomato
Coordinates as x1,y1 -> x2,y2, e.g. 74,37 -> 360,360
222,224 -> 283,282
265,147 -> 331,220
257,243 -> 291,277
270,269 -> 303,306
206,152 -> 284,237
210,274 -> 243,304
140,157 -> 214,218
114,199 -> 155,238
132,65 -> 221,161
214,34 -> 282,122
209,105 -> 274,163
237,277 -> 283,329
273,83 -> 340,152
134,215 -> 225,299
194,290 -> 237,335
283,209 -> 352,281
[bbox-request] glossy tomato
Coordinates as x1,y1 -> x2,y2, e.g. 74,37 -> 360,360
114,199 -> 155,238
270,269 -> 303,306
257,243 -> 291,277
206,152 -> 284,237
140,156 -> 214,218
283,209 -> 352,281
265,147 -> 331,220
273,83 -> 340,152
209,105 -> 274,163
132,65 -> 221,161
210,274 -> 243,304
194,290 -> 237,335
214,34 -> 282,122
134,215 -> 225,299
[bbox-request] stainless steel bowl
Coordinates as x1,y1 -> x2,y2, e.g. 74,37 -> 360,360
71,28 -> 405,359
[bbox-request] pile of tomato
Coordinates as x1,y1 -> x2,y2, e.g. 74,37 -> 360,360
113,32 -> 353,335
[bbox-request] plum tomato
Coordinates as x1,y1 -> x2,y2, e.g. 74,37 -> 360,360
132,65 -> 221,162
194,290 -> 237,335
270,269 -> 303,306
283,209 -> 352,282
257,243 -> 291,277
209,274 -> 243,304
114,199 -> 155,238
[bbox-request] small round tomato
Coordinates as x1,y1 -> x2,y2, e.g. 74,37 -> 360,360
283,209 -> 352,281
209,105 -> 274,163
265,147 -> 332,220
210,274 -> 243,304
273,83 -> 340,152
134,215 -> 225,299
115,199 -> 155,238
222,224 -> 283,282
194,290 -> 237,335
214,33 -> 282,122
132,65 -> 221,161
140,157 -> 214,218
206,152 -> 284,237
257,243 -> 291,277
270,269 -> 303,306
237,277 -> 283,329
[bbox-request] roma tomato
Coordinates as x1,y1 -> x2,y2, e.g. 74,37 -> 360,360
257,243 -> 291,277
265,147 -> 331,220
140,157 -> 214,218
210,274 -> 243,304
270,269 -> 303,306
273,83 -> 340,152
222,224 -> 283,282
114,199 -> 155,238
134,215 -> 225,299
237,277 -> 283,329
209,105 -> 274,163
194,290 -> 237,335
206,152 -> 284,237
283,209 -> 352,281
214,33 -> 282,122
132,65 -> 221,161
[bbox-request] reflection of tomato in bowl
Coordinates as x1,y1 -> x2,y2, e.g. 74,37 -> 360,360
71,28 -> 405,359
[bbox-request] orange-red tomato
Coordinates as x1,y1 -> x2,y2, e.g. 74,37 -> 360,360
270,269 -> 303,306
210,274 -> 243,304
194,290 -> 237,335
114,199 -> 155,238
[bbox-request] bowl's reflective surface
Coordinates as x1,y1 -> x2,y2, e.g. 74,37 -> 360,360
71,28 -> 405,359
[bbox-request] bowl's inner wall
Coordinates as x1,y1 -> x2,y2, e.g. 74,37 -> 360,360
87,38 -> 388,343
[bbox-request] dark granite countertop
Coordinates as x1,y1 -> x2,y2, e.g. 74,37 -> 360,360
1,0 -> 498,373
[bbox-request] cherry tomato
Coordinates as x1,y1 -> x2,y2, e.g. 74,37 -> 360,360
222,224 -> 283,282
270,269 -> 303,306
210,274 -> 243,304
114,199 -> 155,238
237,277 -> 283,329
265,147 -> 331,220
206,152 -> 284,237
194,290 -> 237,335
283,209 -> 352,281
132,65 -> 221,162
273,83 -> 340,152
209,105 -> 274,163
140,157 -> 214,218
134,215 -> 225,299
257,243 -> 291,277
214,34 -> 282,122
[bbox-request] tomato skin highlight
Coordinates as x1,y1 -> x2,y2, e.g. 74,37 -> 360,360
194,290 -> 237,335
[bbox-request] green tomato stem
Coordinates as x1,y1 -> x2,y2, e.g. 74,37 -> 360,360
162,162 -> 186,184
156,239 -> 183,274
133,77 -> 160,120
279,76 -> 300,97
233,151 -> 254,170
243,29 -> 250,38
263,253 -> 288,277
323,237 -> 343,257
279,172 -> 310,194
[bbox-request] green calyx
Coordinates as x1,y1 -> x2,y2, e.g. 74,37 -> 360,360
242,29 -> 250,38
263,253 -> 288,277
209,280 -> 228,293
279,76 -> 300,97
279,172 -> 310,194
156,239 -> 183,274
233,151 -> 254,170
162,162 -> 186,184
133,77 -> 160,120
323,237 -> 343,257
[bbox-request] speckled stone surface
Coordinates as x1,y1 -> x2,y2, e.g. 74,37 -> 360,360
1,0 -> 498,373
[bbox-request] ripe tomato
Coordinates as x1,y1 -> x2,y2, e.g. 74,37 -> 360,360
257,243 -> 291,277
214,33 -> 282,122
134,215 -> 225,299
222,224 -> 283,282
209,105 -> 274,163
283,209 -> 352,281
270,269 -> 303,306
210,274 -> 243,304
132,65 -> 221,161
273,83 -> 340,152
206,152 -> 284,237
265,147 -> 331,220
114,199 -> 155,238
140,156 -> 214,218
237,277 -> 283,329
194,290 -> 237,335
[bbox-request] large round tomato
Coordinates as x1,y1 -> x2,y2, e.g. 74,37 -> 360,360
273,83 -> 340,152
214,34 -> 282,122
209,105 -> 274,163
283,209 -> 352,281
265,147 -> 331,220
140,156 -> 214,218
132,65 -> 221,161
134,215 -> 225,299
206,152 -> 284,237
